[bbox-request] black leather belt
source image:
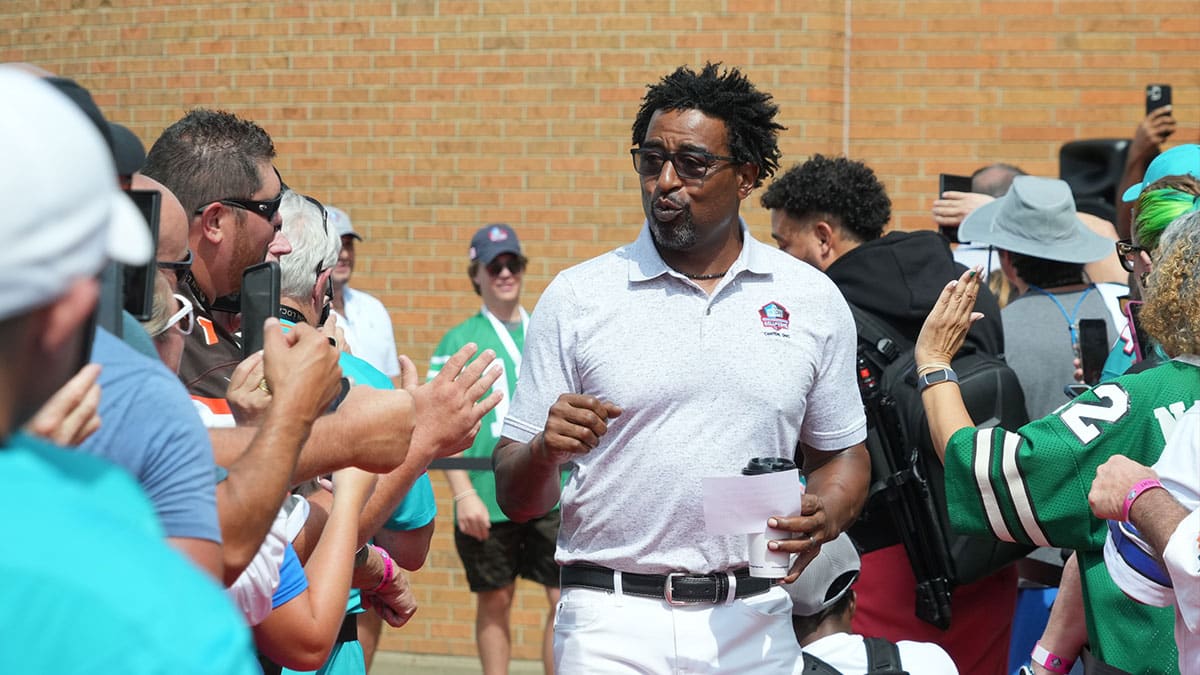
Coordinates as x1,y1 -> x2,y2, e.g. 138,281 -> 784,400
560,564 -> 775,605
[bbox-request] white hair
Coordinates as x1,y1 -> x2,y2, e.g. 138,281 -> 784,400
278,189 -> 340,301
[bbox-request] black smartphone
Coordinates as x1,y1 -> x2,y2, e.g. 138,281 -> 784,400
1145,84 -> 1172,115
121,189 -> 160,320
96,261 -> 125,338
240,261 -> 280,358
1078,318 -> 1110,386
937,173 -> 974,243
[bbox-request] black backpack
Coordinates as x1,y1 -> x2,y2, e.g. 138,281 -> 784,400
801,637 -> 910,674
847,305 -> 1034,625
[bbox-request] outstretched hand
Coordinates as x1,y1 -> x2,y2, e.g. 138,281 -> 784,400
915,267 -> 984,368
406,343 -> 504,459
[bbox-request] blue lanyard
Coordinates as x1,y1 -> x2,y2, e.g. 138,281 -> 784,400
1026,284 -> 1095,346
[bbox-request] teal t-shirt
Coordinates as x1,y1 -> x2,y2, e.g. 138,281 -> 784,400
0,433 -> 257,674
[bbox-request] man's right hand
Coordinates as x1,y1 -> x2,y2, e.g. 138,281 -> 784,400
1130,106 -> 1176,162
262,318 -> 343,427
405,343 -> 504,460
534,393 -> 623,465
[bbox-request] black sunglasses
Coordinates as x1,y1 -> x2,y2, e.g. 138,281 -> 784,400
630,147 -> 739,181
1115,239 -> 1150,273
157,249 -> 194,284
486,257 -> 526,276
195,167 -> 286,227
302,194 -> 329,236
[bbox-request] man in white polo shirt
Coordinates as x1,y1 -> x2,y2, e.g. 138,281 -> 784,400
328,205 -> 401,380
493,63 -> 870,674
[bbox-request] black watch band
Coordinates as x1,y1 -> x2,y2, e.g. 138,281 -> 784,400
917,367 -> 958,393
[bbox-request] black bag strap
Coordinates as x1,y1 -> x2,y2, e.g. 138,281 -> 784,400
864,636 -> 908,674
848,304 -> 911,365
800,652 -> 844,675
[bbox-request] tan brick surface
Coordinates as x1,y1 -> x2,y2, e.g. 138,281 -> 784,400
6,0 -> 1196,662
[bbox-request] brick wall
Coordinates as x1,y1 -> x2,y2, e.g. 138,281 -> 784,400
5,0 -> 1196,662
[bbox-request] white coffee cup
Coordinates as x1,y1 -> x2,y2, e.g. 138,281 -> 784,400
748,525 -> 793,578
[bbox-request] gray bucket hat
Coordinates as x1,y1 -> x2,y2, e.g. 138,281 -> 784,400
958,176 -> 1113,264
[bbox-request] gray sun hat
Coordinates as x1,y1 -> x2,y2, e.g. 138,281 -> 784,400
958,176 -> 1113,264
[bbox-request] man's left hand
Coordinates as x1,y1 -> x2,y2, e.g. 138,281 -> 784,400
768,493 -> 833,583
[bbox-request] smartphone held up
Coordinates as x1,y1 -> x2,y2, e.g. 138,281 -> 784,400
937,173 -> 974,244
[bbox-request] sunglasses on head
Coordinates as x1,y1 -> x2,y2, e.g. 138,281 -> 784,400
486,257 -> 526,276
302,194 -> 329,236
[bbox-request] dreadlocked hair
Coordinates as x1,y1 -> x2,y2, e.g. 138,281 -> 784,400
631,63 -> 785,188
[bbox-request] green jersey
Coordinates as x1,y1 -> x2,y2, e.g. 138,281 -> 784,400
944,358 -> 1200,674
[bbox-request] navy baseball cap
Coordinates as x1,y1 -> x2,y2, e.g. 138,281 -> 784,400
469,223 -> 522,264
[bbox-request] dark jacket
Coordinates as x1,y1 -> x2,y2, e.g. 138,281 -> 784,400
825,230 -> 1004,355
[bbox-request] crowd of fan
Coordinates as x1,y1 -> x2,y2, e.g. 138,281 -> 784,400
0,58 -> 1197,675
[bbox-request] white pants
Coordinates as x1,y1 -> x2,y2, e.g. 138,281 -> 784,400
554,584 -> 800,674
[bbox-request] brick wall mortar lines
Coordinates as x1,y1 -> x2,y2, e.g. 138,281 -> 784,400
6,0 -> 1197,660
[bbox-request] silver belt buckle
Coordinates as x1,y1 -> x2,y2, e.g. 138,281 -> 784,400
663,572 -> 687,605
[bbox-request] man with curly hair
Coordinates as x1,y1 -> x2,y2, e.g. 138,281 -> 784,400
762,154 -> 1013,675
493,64 -> 870,673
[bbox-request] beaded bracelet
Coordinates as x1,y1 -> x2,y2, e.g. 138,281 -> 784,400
1031,642 -> 1073,675
453,489 -> 478,503
370,545 -> 394,593
1121,478 -> 1164,523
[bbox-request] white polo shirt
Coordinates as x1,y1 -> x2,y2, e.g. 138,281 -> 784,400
503,223 -> 866,574
336,286 -> 400,378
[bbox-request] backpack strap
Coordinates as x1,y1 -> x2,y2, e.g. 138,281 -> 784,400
847,304 -> 911,365
801,652 -> 844,675
864,636 -> 908,674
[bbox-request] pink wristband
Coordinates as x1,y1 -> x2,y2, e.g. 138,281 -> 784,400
1121,478 -> 1164,523
370,545 -> 394,593
1031,643 -> 1073,675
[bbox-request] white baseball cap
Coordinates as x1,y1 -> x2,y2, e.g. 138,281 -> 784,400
0,68 -> 151,322
326,205 -> 362,241
784,533 -> 862,616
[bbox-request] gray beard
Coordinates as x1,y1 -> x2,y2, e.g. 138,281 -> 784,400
649,213 -> 696,252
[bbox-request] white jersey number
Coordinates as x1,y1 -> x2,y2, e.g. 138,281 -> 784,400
1059,383 -> 1130,444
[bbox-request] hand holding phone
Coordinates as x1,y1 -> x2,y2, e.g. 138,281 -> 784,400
936,173 -> 974,243
241,261 -> 280,358
1077,318 -> 1109,386
1145,84 -> 1172,115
